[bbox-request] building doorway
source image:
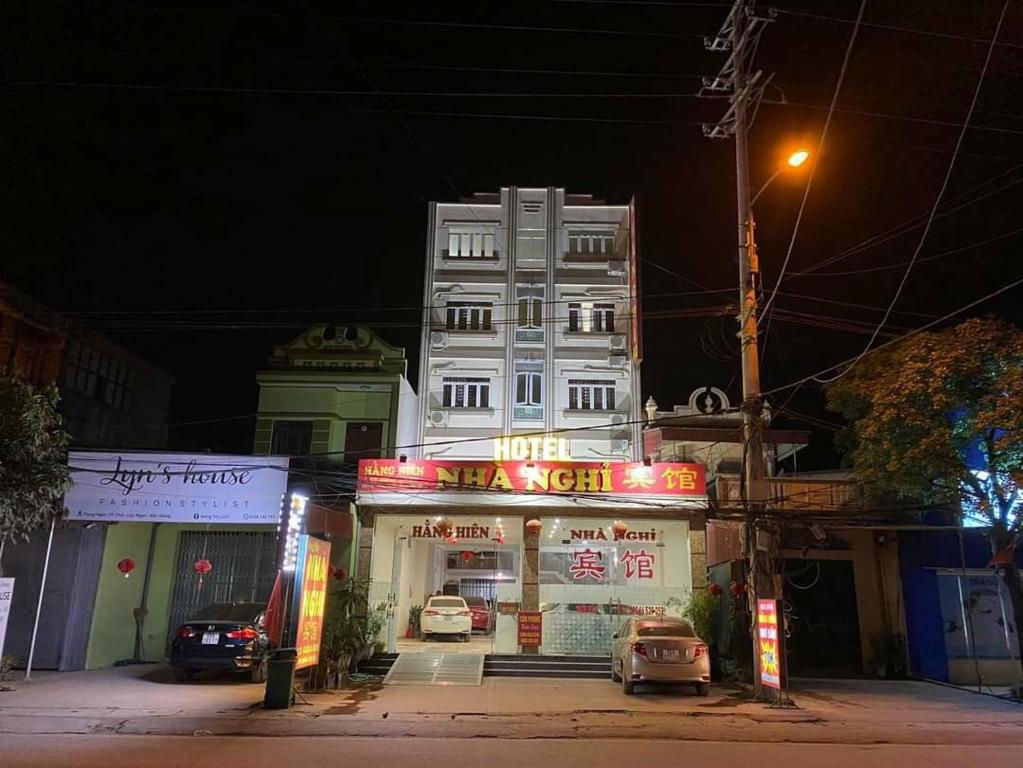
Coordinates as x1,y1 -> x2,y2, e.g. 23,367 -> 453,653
783,559 -> 863,677
345,422 -> 383,461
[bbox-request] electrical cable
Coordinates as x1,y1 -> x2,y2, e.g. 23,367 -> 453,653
812,0 -> 1012,385
757,0 -> 867,363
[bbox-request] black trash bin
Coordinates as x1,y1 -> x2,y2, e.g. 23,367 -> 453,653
263,647 -> 297,709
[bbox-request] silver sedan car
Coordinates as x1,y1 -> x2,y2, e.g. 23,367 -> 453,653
610,618 -> 711,695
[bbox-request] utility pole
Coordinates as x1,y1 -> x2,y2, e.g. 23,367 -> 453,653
702,0 -> 777,699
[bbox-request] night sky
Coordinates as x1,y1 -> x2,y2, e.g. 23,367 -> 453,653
3,1 -> 1022,465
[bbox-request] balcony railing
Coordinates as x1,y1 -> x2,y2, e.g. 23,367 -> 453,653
715,475 -> 861,511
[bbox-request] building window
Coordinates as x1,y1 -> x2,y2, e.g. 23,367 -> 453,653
568,302 -> 615,333
442,377 -> 491,408
63,338 -> 134,409
445,302 -> 493,331
568,379 -> 616,411
447,230 -> 496,258
516,286 -> 543,343
568,231 -> 615,256
271,420 -> 313,455
514,361 -> 543,420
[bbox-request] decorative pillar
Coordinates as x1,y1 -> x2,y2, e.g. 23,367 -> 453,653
354,508 -> 375,584
521,515 -> 540,655
689,515 -> 708,589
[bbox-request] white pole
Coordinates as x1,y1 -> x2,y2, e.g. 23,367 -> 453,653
25,517 -> 56,680
0,539 -> 5,577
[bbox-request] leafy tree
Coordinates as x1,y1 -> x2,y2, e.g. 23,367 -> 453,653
826,317 -> 1023,668
0,368 -> 71,550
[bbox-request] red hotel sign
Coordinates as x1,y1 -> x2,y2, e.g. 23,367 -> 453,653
756,599 -> 782,690
357,459 -> 706,497
518,611 -> 542,647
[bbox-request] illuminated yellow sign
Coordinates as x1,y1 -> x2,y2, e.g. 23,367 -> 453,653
294,536 -> 331,670
493,436 -> 571,461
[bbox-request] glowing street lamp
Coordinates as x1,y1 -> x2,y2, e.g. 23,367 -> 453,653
751,148 -> 811,205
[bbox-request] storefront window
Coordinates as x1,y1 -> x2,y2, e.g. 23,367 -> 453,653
369,515 -> 522,654
538,517 -> 692,655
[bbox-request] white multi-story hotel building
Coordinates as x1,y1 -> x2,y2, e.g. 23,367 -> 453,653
415,186 -> 642,461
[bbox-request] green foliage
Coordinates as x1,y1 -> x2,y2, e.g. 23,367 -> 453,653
826,317 -> 1023,539
320,577 -> 383,687
408,604 -> 423,634
0,369 -> 71,546
682,589 -> 720,647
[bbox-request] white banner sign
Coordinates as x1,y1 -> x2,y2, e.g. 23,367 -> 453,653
0,578 -> 13,661
66,452 -> 290,524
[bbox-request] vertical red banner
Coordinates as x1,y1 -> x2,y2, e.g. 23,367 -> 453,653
517,611 -> 542,647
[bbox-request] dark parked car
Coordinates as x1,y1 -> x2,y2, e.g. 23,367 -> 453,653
465,596 -> 494,634
170,601 -> 269,682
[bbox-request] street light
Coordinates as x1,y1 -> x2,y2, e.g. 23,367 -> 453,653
751,148 -> 811,206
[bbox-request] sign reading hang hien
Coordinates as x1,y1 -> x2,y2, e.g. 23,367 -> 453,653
65,451 -> 290,524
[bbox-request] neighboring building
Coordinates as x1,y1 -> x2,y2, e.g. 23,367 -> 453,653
355,188 -> 711,661
416,187 -> 642,461
253,324 -> 419,581
59,332 -> 174,449
254,324 -> 417,465
0,279 -> 65,385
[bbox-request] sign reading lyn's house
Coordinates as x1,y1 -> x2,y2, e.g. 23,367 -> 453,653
66,451 -> 289,524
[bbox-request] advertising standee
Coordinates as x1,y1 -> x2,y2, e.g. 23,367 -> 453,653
292,535 -> 331,670
0,578 -> 14,661
756,598 -> 784,691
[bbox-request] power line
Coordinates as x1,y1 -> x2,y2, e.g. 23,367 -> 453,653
758,0 -> 867,363
773,6 -> 1023,52
813,0 -> 1011,385
761,273 -> 1023,399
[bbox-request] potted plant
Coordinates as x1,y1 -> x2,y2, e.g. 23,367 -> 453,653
408,604 -> 423,639
319,577 -> 381,689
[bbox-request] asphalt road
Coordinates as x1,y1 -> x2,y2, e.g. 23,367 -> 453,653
7,735 -> 1023,768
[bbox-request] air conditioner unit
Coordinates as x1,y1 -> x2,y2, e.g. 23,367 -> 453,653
608,355 -> 626,368
430,331 -> 449,350
428,410 -> 449,427
612,439 -> 630,452
609,335 -> 627,351
610,413 -> 627,425
607,260 -> 626,277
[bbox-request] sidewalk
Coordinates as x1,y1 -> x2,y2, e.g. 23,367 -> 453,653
2,664 -> 1022,745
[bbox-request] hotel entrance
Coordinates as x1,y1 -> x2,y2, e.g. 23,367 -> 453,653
369,514 -> 522,654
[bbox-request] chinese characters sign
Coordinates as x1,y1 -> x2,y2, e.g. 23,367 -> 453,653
756,599 -> 782,690
556,548 -> 657,583
357,459 -> 705,497
518,611 -> 542,647
294,536 -> 331,670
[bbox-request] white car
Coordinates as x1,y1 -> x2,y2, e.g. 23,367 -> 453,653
421,596 -> 472,641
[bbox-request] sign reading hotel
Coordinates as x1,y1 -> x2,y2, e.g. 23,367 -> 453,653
357,459 -> 706,497
65,451 -> 289,524
293,535 -> 331,670
756,599 -> 783,690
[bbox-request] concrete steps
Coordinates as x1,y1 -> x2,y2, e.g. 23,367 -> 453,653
356,652 -> 612,680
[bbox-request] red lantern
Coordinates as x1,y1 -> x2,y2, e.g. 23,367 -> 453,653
525,518 -> 542,535
497,536 -> 506,545
194,558 -> 213,592
612,520 -> 628,540
707,583 -> 723,597
333,566 -> 348,581
117,558 -> 136,578
729,579 -> 743,598
436,518 -> 453,538
461,550 -> 474,563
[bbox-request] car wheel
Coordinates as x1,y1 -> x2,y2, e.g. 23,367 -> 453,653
621,670 -> 635,695
610,658 -> 621,682
696,682 -> 710,697
173,666 -> 193,682
250,657 -> 268,684
463,633 -> 471,643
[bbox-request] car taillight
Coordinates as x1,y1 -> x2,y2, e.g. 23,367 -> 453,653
176,626 -> 197,639
423,609 -> 439,616
630,641 -> 648,658
693,644 -> 708,659
225,627 -> 259,641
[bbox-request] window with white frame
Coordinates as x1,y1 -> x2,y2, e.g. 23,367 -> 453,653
442,377 -> 491,408
514,361 -> 543,420
516,286 -> 543,343
567,231 -> 615,256
64,338 -> 135,409
447,229 -> 497,258
445,301 -> 493,331
568,379 -> 616,411
567,302 -> 615,333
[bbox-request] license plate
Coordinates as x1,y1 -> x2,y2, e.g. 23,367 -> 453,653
661,649 -> 680,661
201,632 -> 220,645
444,615 -> 453,621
